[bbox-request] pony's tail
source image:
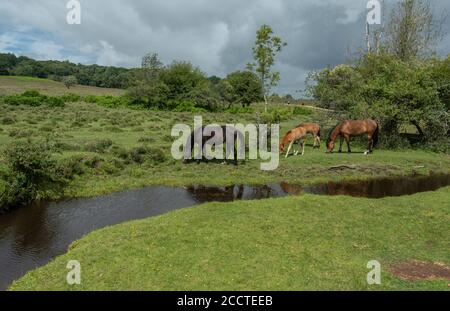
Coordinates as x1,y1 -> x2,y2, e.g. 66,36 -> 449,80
317,127 -> 321,138
373,123 -> 379,148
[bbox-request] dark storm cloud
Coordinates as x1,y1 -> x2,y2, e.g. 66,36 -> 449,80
0,0 -> 448,94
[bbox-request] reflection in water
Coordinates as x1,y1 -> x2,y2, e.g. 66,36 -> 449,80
1,173 -> 449,290
305,173 -> 450,199
187,184 -> 287,203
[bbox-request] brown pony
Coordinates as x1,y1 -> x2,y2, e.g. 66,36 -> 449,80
326,119 -> 379,155
296,123 -> 321,149
280,126 -> 308,158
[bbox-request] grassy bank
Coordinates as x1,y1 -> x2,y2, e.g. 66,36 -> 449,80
11,187 -> 450,291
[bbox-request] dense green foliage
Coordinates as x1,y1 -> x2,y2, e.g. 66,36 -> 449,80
4,90 -> 65,107
127,61 -> 263,111
0,53 -> 132,88
0,141 -> 66,212
0,54 -> 265,110
307,53 -> 449,149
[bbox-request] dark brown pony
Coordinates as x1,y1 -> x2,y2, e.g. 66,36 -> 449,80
326,119 -> 379,155
183,125 -> 244,165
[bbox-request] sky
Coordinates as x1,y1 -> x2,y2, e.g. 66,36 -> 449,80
0,0 -> 449,95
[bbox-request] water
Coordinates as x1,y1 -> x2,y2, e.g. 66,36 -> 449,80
1,173 -> 449,290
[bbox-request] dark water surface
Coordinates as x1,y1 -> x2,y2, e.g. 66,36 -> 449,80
1,173 -> 449,290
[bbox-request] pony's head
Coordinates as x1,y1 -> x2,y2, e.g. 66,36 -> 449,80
279,142 -> 286,153
326,139 -> 335,153
326,123 -> 340,153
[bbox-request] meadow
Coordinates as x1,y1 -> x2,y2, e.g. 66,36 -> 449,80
1,76 -> 449,290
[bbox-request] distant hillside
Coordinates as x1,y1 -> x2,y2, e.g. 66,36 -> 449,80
0,76 -> 125,97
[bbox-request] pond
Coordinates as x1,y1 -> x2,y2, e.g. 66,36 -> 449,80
1,173 -> 449,290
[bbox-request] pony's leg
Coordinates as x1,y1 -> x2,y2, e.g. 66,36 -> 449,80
301,139 -> 305,156
317,136 -> 321,149
364,135 -> 373,155
338,135 -> 343,153
285,141 -> 294,158
345,135 -> 351,153
294,140 -> 301,156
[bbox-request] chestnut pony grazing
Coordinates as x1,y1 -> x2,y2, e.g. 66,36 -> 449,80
326,119 -> 379,155
280,123 -> 320,158
296,123 -> 321,149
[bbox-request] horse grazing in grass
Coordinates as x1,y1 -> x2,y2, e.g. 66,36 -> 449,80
183,125 -> 244,165
296,123 -> 321,149
326,119 -> 379,155
280,123 -> 321,158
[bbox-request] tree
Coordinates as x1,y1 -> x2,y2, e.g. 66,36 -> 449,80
248,24 -> 287,111
384,0 -> 447,60
308,53 -> 448,146
0,53 -> 18,75
224,71 -> 263,107
141,52 -> 163,70
62,75 -> 78,89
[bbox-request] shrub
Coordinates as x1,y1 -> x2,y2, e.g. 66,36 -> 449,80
116,146 -> 167,164
84,139 -> 114,153
292,106 -> 313,116
84,95 -> 131,108
138,136 -> 155,143
0,141 -> 66,212
1,116 -> 15,125
225,106 -> 255,114
55,156 -> 85,180
8,128 -> 33,138
4,90 -> 66,108
60,93 -> 81,103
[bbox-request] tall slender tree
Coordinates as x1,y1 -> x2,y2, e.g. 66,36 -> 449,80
248,25 -> 287,111
384,0 -> 447,60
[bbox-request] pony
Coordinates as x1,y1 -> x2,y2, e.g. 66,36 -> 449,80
296,123 -> 321,149
280,123 -> 321,158
326,119 -> 379,155
183,125 -> 245,165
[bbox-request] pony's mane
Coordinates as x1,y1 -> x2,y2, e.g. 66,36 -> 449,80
327,123 -> 340,143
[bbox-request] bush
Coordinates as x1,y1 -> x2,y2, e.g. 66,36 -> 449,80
171,100 -> 207,113
60,93 -> 81,102
55,156 -> 85,180
225,106 -> 255,114
0,140 -> 66,212
1,116 -> 16,125
115,146 -> 167,164
292,106 -> 313,116
4,90 -> 66,108
307,53 -> 449,148
84,139 -> 114,153
84,95 -> 131,108
8,128 -> 33,138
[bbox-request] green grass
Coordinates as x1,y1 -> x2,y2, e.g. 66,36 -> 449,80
10,187 -> 450,291
0,76 -> 125,97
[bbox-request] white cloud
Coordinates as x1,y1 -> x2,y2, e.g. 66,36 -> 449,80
29,40 -> 64,60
